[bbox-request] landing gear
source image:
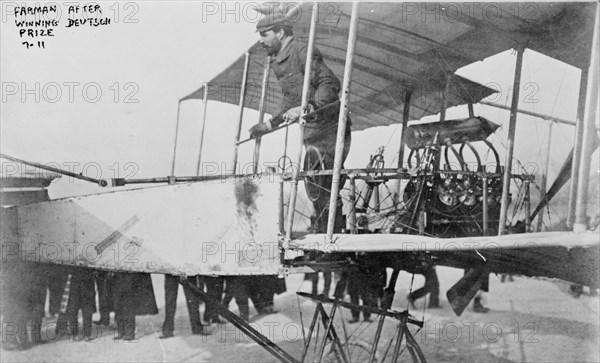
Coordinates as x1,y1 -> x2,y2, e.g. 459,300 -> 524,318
304,145 -> 327,203
298,292 -> 427,363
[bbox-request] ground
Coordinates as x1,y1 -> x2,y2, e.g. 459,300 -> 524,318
1,267 -> 598,363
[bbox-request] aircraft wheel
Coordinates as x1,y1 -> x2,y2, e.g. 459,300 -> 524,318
319,338 -> 379,363
320,333 -> 426,363
304,145 -> 327,202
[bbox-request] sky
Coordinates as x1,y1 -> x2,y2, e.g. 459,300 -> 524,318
1,1 -> 597,220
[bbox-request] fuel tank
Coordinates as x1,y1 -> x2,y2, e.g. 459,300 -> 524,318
405,116 -> 500,149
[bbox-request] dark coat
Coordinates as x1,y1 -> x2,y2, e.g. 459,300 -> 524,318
47,265 -> 69,315
1,262 -> 47,323
65,267 -> 96,314
112,272 -> 158,316
270,37 -> 349,142
95,270 -> 115,312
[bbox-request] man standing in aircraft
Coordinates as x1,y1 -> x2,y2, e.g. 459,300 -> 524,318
249,12 -> 351,233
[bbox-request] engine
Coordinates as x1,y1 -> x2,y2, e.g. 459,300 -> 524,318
400,116 -> 504,237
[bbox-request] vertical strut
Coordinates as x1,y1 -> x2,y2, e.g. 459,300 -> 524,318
253,55 -> 272,174
524,181 -> 531,232
396,90 -> 413,204
498,45 -> 525,235
440,73 -> 451,122
348,177 -> 357,233
482,176 -> 489,236
397,91 -> 413,170
231,52 -> 250,174
574,4 -> 599,232
196,87 -> 209,176
326,1 -> 361,241
536,121 -> 553,230
567,68 -> 589,227
285,2 -> 318,241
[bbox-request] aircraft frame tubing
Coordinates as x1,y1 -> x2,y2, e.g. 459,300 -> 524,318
181,278 -> 299,363
297,292 -> 427,363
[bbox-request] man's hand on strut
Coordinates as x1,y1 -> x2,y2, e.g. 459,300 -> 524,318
282,104 -> 314,123
249,120 -> 272,138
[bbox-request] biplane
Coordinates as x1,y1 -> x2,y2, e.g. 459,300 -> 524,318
1,2 -> 599,362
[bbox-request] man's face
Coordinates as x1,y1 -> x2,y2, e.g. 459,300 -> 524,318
259,29 -> 283,56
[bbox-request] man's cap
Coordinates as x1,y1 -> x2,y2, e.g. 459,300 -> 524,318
256,12 -> 288,32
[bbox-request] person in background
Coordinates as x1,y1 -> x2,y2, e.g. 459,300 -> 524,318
160,274 -> 213,338
347,266 -> 380,323
47,264 -> 68,318
94,270 -> 114,328
249,275 -> 285,315
1,261 -> 47,350
408,264 -> 441,309
304,251 -> 333,297
203,276 -> 224,324
112,271 -> 158,341
222,276 -> 250,321
60,266 -> 96,341
472,276 -> 490,313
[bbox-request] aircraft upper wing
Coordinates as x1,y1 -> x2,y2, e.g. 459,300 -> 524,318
181,2 -> 596,132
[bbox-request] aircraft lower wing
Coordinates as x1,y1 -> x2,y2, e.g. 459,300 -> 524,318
292,231 -> 598,315
291,231 -> 600,289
